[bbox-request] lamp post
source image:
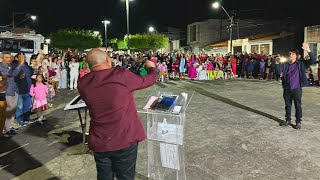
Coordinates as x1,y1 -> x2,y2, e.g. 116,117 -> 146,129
123,0 -> 133,53
212,2 -> 234,54
102,20 -> 110,49
45,39 -> 51,44
12,12 -> 37,32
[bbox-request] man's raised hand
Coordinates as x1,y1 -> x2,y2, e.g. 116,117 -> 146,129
302,42 -> 311,53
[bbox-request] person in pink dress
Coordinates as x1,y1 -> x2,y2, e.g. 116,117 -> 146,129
150,54 -> 158,66
159,62 -> 168,82
230,55 -> 237,76
205,59 -> 214,79
188,54 -> 197,80
30,74 -> 48,123
80,63 -> 91,78
171,59 -> 180,80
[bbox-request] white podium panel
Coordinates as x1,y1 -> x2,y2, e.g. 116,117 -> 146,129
139,90 -> 193,180
148,140 -> 186,180
147,113 -> 184,145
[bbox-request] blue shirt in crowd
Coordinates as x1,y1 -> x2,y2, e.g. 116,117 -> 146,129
0,62 -> 22,96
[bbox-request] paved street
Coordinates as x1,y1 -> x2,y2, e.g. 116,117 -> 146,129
1,79 -> 320,180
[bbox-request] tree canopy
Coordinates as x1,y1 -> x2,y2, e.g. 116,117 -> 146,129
110,33 -> 169,51
50,29 -> 103,50
127,33 -> 169,51
110,38 -> 128,51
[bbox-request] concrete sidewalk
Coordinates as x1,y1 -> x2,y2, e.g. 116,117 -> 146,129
1,79 -> 320,180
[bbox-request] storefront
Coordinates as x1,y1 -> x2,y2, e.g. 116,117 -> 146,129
205,33 -> 294,56
305,25 -> 320,57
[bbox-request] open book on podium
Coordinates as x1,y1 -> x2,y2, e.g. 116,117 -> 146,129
140,90 -> 192,115
144,94 -> 179,112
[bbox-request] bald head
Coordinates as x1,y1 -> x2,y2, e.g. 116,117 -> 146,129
87,48 -> 110,68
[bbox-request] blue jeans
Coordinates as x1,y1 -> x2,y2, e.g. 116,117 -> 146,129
94,143 -> 138,180
283,88 -> 302,123
15,93 -> 32,125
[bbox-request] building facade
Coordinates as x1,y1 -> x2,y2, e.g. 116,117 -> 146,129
162,27 -> 186,53
304,25 -> 320,57
187,18 -> 297,56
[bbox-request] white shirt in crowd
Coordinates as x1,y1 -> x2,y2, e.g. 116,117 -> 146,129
69,62 -> 79,74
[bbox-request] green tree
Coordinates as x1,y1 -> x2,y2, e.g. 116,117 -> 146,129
117,40 -> 128,50
110,38 -> 118,44
125,33 -> 169,51
110,38 -> 128,51
147,33 -> 169,51
50,29 -> 103,50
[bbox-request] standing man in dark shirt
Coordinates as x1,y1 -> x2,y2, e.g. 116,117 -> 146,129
15,53 -> 33,126
14,70 -> 32,127
281,43 -> 317,129
78,48 -> 157,180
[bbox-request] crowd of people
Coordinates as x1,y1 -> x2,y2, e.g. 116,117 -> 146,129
1,48 -> 319,137
110,50 -> 320,86
0,49 -> 91,137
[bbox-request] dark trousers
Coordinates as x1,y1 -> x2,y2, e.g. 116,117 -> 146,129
94,143 -> 138,180
283,88 -> 302,122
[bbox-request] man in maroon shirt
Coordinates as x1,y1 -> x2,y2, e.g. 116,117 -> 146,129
78,48 -> 157,180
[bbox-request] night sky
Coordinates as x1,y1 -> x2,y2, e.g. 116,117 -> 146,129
1,0 -> 319,38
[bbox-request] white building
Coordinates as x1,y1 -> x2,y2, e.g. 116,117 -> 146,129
304,25 -> 320,57
187,18 -> 296,56
0,30 -> 45,63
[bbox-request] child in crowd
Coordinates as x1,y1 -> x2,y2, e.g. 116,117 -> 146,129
274,57 -> 281,81
0,74 -> 7,137
259,59 -> 266,80
197,63 -> 208,80
205,60 -> 214,80
171,60 -> 180,80
30,74 -> 48,123
179,55 -> 186,80
165,57 -> 173,80
47,78 -> 55,108
247,59 -> 255,79
35,66 -> 46,78
224,60 -> 233,80
159,62 -> 168,82
265,56 -> 272,80
79,63 -> 91,78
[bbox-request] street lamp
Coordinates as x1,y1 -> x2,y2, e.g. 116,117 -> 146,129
122,0 -> 134,53
30,16 -> 37,20
102,20 -> 110,48
93,31 -> 100,36
148,26 -> 156,33
212,2 -> 234,54
45,39 -> 51,44
12,13 -> 37,32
